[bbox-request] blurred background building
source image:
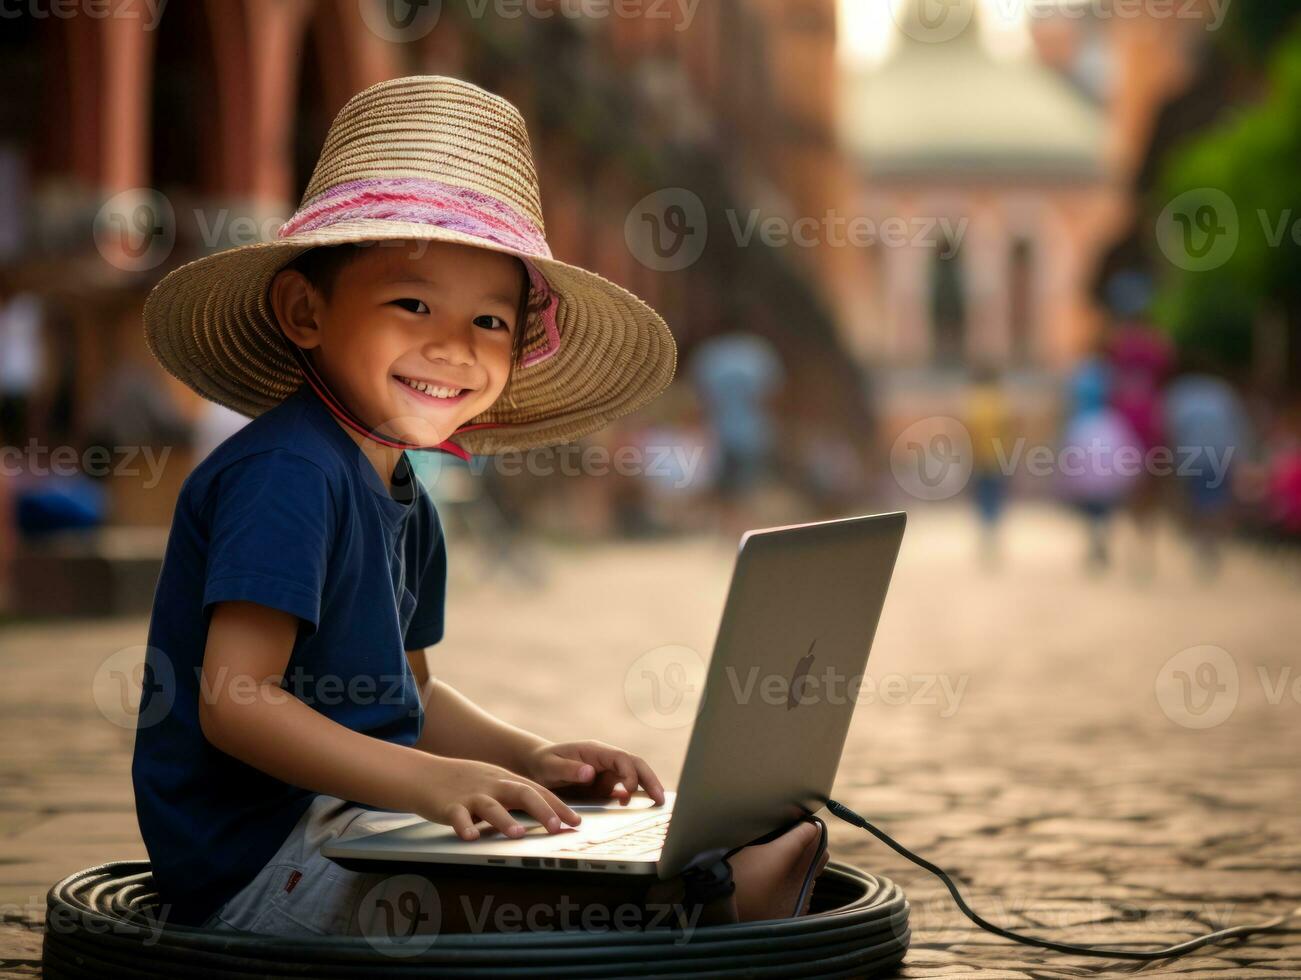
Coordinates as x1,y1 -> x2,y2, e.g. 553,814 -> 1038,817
1,0 -> 1300,616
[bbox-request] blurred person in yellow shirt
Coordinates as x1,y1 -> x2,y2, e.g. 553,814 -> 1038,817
966,364 -> 1013,568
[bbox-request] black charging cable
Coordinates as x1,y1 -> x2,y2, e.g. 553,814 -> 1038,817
792,815 -> 829,917
826,798 -> 1298,962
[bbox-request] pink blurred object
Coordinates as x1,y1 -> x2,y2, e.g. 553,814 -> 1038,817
1266,450 -> 1301,533
1110,376 -> 1166,452
1107,322 -> 1174,383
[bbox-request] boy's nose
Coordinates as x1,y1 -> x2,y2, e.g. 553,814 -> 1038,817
420,324 -> 475,367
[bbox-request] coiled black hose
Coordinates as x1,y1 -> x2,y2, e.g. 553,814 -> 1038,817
42,860 -> 910,978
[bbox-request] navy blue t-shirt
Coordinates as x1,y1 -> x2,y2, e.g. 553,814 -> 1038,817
131,383 -> 447,927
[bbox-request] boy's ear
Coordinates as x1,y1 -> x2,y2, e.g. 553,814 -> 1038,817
269,268 -> 322,350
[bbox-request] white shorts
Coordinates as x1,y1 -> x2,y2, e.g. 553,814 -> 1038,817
201,794 -> 428,938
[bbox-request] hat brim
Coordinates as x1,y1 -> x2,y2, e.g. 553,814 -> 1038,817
143,219 -> 677,455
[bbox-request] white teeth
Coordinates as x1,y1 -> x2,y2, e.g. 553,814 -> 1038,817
398,376 -> 463,399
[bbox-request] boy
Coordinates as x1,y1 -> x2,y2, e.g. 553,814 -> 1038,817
132,75 -> 677,934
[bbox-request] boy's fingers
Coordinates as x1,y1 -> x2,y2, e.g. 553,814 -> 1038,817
616,757 -> 640,804
552,758 -> 594,783
447,804 -> 479,841
574,762 -> 596,781
473,796 -> 528,838
587,746 -> 633,802
631,757 -> 666,805
533,784 -> 582,827
509,782 -> 580,831
592,770 -> 622,797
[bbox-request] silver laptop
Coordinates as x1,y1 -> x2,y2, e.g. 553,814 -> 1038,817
324,511 -> 906,880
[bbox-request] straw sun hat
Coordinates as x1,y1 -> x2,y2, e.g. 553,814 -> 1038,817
143,75 -> 677,457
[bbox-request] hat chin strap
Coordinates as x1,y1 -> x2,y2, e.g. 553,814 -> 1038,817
286,343 -> 503,462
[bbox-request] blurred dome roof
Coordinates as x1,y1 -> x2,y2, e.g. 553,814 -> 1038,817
839,0 -> 1105,179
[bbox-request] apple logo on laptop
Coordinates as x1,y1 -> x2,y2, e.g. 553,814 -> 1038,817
787,638 -> 818,710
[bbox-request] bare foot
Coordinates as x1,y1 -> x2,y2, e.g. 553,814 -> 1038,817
728,820 -> 828,922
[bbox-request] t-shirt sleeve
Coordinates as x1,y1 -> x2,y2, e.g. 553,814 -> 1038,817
201,449 -> 337,638
403,504 -> 448,650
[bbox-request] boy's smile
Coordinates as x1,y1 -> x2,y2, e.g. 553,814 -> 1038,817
271,239 -> 526,487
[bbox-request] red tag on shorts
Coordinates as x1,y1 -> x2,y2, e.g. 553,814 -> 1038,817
284,870 -> 303,894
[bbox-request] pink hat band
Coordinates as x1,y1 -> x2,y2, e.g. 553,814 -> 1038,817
278,176 -> 562,368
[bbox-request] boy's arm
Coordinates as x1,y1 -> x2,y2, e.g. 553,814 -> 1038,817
201,602 -> 584,838
405,647 -> 547,775
200,601 -> 445,814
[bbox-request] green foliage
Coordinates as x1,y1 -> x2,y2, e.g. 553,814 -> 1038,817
1223,2 -> 1301,61
1152,24 -> 1301,370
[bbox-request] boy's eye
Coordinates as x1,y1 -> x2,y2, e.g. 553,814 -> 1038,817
474,314 -> 510,332
391,298 -> 430,314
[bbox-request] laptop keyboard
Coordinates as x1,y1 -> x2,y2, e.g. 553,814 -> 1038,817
566,812 -> 672,855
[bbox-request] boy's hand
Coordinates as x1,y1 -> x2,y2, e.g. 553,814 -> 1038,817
521,740 -> 666,807
417,755 -> 584,841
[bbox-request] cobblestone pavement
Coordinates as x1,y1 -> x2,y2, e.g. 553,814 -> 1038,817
1,504 -> 1298,977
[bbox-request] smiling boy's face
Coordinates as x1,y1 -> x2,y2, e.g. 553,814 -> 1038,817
272,240 -> 525,449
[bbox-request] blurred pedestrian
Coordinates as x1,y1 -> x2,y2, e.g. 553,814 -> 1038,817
0,268 -> 45,452
1057,356 -> 1142,573
1106,319 -> 1174,578
965,363 -> 1013,569
0,458 -> 12,612
800,430 -> 864,519
632,384 -> 711,533
0,269 -> 45,613
1163,372 -> 1251,578
690,332 -> 784,538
